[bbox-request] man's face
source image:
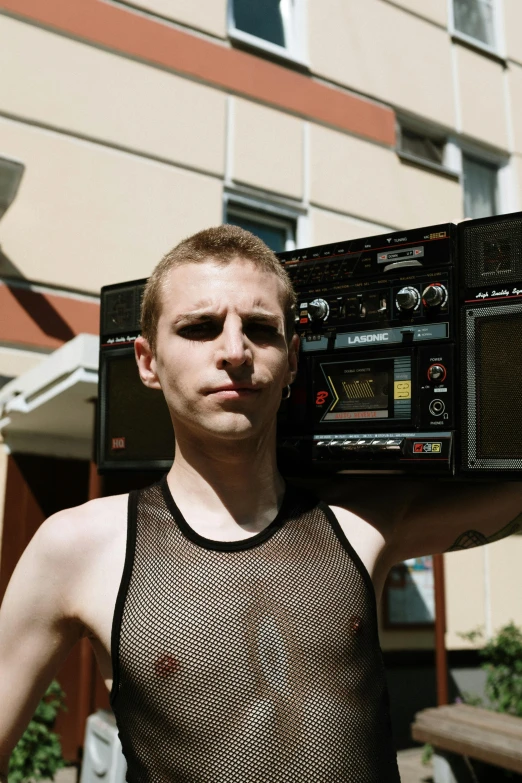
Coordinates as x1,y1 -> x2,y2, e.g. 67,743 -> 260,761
135,257 -> 299,444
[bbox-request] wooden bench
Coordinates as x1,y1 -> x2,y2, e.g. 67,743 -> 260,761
411,703 -> 522,780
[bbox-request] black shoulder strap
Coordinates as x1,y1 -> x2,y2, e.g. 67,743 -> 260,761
109,489 -> 139,710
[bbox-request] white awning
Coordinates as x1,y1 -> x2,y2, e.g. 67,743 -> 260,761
0,333 -> 99,459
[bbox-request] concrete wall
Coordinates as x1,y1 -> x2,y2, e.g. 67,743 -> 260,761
0,116 -> 223,291
309,124 -> 463,228
309,0 -> 455,128
231,98 -> 305,200
121,0 -> 228,38
0,16 -> 227,174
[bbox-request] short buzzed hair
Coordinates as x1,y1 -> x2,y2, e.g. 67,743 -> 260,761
140,224 -> 297,355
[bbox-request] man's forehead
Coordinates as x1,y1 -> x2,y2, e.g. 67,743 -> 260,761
161,260 -> 285,315
182,296 -> 275,311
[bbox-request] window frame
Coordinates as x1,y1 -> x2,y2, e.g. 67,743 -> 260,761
449,0 -> 505,58
224,190 -> 309,253
396,119 -> 460,179
227,0 -> 308,67
459,140 -> 514,218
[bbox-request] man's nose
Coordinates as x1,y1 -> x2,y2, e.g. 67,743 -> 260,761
216,319 -> 252,368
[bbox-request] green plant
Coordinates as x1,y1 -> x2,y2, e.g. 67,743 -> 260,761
481,623 -> 522,717
458,623 -> 522,717
421,742 -> 434,766
8,679 -> 68,783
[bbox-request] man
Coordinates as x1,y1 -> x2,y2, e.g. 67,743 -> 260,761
0,225 -> 521,782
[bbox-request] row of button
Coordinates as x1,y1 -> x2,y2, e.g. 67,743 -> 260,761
316,438 -> 404,453
286,257 -> 368,286
280,243 -> 352,263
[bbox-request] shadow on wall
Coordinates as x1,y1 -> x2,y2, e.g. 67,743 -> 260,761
0,247 -> 77,343
0,247 -> 24,280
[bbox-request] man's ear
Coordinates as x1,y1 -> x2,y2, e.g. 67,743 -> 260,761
287,333 -> 300,385
135,335 -> 162,390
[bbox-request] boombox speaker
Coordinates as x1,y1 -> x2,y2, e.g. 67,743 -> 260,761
459,213 -> 522,474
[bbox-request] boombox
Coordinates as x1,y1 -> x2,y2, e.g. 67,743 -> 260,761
97,211 -> 522,478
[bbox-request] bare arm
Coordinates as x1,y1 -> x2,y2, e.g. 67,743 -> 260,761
0,510 -> 84,777
389,480 -> 522,562
302,475 -> 522,565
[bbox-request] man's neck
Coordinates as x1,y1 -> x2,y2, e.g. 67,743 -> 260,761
165,427 -> 285,535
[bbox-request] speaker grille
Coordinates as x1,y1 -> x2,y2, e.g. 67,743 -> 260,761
461,216 -> 522,288
462,303 -> 522,469
100,351 -> 174,465
102,283 -> 146,338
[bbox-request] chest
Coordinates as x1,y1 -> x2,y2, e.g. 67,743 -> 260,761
75,506 -> 387,695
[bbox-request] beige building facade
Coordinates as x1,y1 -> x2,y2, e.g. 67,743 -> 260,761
0,0 -> 521,753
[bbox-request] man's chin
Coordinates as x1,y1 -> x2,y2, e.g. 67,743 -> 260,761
184,412 -> 273,443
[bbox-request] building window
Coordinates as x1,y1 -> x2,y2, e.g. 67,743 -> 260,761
232,0 -> 285,47
462,154 -> 498,218
398,126 -> 447,168
226,203 -> 296,254
452,0 -> 496,49
229,0 -> 306,63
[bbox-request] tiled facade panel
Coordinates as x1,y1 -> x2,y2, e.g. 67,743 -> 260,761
382,0 -> 448,27
489,536 -> 522,633
116,0 -> 228,38
0,16 -> 227,177
456,44 -> 509,151
504,0 -> 522,66
310,124 -> 463,229
0,117 -> 223,292
310,208 -> 389,246
309,0 -> 455,127
445,549 -> 486,650
232,98 -> 304,200
508,63 -> 522,155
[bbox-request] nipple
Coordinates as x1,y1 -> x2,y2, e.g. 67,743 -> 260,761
154,653 -> 181,677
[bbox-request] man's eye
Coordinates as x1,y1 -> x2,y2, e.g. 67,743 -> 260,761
178,323 -> 217,339
245,324 -> 279,338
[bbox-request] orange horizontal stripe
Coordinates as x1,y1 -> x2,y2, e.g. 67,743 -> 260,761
0,284 -> 99,350
0,0 -> 396,146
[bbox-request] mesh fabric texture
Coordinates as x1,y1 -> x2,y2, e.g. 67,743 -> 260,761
110,477 -> 400,782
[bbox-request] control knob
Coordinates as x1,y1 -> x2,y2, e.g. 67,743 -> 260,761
308,298 -> 330,322
422,283 -> 447,308
396,286 -> 420,312
428,364 -> 446,383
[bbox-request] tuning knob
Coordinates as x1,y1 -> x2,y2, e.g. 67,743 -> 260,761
422,284 -> 447,308
308,298 -> 330,322
396,286 -> 420,312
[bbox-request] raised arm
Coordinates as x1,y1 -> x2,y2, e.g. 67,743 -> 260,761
388,480 -> 522,563
301,474 -> 522,570
0,510 -> 85,778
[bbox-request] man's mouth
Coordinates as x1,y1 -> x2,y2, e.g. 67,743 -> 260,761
205,384 -> 261,397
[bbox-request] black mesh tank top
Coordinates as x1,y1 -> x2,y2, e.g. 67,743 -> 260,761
110,477 -> 400,782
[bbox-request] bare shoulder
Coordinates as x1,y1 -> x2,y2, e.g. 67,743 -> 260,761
36,494 -> 129,617
289,475 -> 407,594
291,475 -> 405,537
41,493 -> 129,552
